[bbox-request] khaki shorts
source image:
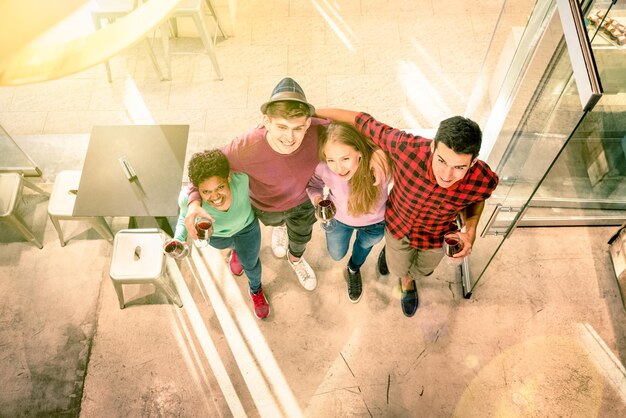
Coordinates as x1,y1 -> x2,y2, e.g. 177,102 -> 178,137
384,228 -> 444,279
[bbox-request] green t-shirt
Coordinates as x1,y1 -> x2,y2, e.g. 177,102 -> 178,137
174,172 -> 255,241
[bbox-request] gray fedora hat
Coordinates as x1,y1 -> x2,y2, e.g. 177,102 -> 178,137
260,77 -> 315,116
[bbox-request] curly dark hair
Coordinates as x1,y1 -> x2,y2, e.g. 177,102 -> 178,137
434,116 -> 482,159
187,149 -> 229,187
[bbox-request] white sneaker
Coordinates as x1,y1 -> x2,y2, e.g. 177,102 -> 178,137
288,256 -> 317,291
271,225 -> 288,258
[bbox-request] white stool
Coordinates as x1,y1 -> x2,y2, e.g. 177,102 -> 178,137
109,228 -> 183,309
161,0 -> 223,80
48,170 -> 114,247
0,173 -> 49,249
90,0 -> 167,82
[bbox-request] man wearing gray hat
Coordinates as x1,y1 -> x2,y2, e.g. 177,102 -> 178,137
185,78 -> 323,291
185,78 -> 387,293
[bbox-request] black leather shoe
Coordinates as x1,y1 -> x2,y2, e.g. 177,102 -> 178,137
344,267 -> 362,303
400,279 -> 418,317
377,246 -> 389,275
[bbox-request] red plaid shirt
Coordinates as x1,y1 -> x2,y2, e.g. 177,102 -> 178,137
355,112 -> 499,249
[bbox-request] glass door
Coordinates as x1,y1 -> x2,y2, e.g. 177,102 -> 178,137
460,0 -> 610,296
524,0 -> 626,225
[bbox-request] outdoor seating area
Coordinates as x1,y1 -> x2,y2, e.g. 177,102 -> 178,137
1,1 -> 625,417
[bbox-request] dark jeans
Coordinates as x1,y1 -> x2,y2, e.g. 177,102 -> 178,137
208,219 -> 262,293
252,200 -> 316,258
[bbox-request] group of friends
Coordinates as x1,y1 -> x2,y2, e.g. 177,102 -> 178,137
170,77 -> 499,319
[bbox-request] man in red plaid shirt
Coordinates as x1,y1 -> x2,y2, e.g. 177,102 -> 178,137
316,109 -> 499,317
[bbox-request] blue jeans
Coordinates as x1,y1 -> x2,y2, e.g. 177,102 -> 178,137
325,220 -> 385,271
208,219 -> 262,293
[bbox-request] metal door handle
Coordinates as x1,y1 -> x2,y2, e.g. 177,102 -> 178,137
481,203 -> 526,238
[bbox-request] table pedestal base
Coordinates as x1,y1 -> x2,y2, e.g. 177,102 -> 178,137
129,216 -> 175,237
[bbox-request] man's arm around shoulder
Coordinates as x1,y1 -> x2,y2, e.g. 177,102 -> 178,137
315,108 -> 360,124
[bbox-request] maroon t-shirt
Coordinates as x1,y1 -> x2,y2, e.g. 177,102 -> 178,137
188,117 -> 329,212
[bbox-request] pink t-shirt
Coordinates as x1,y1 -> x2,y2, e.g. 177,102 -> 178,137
307,162 -> 390,227
189,118 -> 329,212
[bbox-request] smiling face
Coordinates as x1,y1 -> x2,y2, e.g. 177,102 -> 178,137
431,141 -> 475,188
263,115 -> 311,154
198,176 -> 232,210
323,140 -> 362,181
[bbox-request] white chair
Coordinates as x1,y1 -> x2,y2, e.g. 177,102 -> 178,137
0,173 -> 49,249
109,228 -> 183,309
90,0 -> 167,82
171,0 -> 226,39
160,0 -> 224,80
48,170 -> 114,247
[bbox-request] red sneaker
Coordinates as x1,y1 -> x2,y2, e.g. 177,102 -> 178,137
250,288 -> 270,319
228,250 -> 244,276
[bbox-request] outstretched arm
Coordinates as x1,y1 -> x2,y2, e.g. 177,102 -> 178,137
183,183 -> 215,240
315,108 -> 360,124
184,200 -> 215,240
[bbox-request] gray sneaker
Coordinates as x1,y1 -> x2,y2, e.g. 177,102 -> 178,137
288,256 -> 317,291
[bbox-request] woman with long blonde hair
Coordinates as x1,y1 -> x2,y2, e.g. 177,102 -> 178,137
307,122 -> 391,303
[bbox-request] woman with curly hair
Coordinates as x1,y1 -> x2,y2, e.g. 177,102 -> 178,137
171,149 -> 269,319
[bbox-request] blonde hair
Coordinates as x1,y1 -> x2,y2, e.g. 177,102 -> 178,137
319,122 -> 383,216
